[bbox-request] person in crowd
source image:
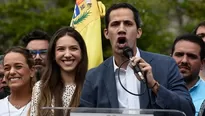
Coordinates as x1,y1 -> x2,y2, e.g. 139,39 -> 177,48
80,2 -> 195,116
193,21 -> 205,42
0,55 -> 10,99
22,29 -> 50,81
171,33 -> 205,116
193,21 -> 205,116
193,21 -> 205,81
199,100 -> 205,116
30,26 -> 88,116
0,46 -> 35,115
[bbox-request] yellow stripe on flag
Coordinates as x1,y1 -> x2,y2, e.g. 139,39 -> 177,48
71,0 -> 105,69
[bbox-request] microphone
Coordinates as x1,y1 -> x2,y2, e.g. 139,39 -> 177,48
123,46 -> 145,83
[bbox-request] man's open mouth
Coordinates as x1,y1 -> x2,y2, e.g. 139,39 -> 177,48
117,37 -> 127,48
118,38 -> 126,44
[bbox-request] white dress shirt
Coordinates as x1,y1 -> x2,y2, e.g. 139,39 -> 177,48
113,48 -> 141,109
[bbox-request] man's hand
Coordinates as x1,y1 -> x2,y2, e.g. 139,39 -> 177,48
130,56 -> 159,94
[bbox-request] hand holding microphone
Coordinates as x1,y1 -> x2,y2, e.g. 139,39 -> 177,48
123,47 -> 156,87
123,46 -> 145,83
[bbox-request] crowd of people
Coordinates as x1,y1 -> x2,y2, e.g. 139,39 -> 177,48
0,2 -> 205,116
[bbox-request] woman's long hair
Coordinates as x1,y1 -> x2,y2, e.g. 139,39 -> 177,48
37,27 -> 88,116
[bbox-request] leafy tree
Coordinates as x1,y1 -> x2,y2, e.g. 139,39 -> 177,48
0,0 -> 75,54
0,0 -> 204,59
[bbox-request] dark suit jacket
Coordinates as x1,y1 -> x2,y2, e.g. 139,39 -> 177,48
80,50 -> 195,116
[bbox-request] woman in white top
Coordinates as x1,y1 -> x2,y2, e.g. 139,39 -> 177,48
0,46 -> 35,116
30,26 -> 88,116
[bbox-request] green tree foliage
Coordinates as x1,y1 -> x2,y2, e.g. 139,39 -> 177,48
173,0 -> 205,33
0,0 -> 204,59
0,0 -> 74,53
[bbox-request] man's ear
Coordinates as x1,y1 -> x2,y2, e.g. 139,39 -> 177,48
136,28 -> 142,39
201,59 -> 205,70
104,28 -> 109,40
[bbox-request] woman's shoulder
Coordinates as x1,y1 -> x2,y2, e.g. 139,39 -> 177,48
34,81 -> 42,88
0,97 -> 9,115
0,96 -> 8,109
32,81 -> 42,95
0,96 -> 8,104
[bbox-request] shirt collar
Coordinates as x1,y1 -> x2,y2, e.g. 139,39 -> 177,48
189,77 -> 202,91
113,47 -> 140,72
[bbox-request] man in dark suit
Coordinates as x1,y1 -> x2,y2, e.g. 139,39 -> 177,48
80,2 -> 195,116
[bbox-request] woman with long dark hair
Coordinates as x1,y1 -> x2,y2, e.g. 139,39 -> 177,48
30,26 -> 88,116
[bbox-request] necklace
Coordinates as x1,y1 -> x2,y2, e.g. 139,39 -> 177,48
7,96 -> 30,116
13,105 -> 21,109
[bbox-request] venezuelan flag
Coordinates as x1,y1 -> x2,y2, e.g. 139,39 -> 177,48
71,0 -> 105,69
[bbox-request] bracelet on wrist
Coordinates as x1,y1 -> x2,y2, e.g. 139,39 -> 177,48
151,82 -> 157,88
151,81 -> 160,94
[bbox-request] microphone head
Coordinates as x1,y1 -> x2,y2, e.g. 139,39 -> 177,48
123,46 -> 133,59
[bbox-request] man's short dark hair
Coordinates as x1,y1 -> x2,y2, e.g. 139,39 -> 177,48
22,29 -> 50,47
171,33 -> 205,60
105,3 -> 141,29
192,21 -> 205,34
